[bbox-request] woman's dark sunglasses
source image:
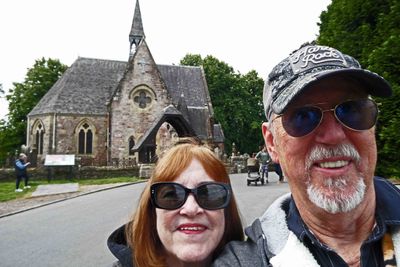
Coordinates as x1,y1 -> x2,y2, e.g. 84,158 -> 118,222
150,182 -> 231,210
273,99 -> 378,137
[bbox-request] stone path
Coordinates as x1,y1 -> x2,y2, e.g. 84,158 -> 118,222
31,183 -> 80,197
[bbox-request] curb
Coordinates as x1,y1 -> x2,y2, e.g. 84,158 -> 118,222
0,181 -> 146,219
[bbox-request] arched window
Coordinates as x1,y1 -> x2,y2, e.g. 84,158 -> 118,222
78,122 -> 94,154
128,136 -> 135,155
32,120 -> 45,154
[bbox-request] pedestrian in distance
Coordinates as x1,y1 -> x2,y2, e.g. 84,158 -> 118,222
212,43 -> 400,266
255,147 -> 271,183
108,138 -> 244,267
15,153 -> 31,192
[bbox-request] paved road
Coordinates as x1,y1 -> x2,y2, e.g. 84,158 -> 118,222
0,172 -> 290,267
231,173 -> 290,226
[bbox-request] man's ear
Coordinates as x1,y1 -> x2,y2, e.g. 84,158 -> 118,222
262,122 -> 279,163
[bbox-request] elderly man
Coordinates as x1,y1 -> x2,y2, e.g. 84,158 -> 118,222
213,44 -> 400,266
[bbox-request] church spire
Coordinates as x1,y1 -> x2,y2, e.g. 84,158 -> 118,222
129,0 -> 145,54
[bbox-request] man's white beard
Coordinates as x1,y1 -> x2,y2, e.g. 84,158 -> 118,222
307,176 -> 366,214
305,143 -> 366,214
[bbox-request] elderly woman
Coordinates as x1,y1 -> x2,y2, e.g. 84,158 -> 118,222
107,139 -> 244,267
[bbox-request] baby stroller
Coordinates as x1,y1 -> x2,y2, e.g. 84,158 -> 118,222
246,157 -> 265,186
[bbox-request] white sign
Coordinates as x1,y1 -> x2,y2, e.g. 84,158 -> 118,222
44,154 -> 75,166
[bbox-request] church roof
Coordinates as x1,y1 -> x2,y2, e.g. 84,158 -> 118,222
157,64 -> 211,108
28,57 -> 212,116
28,57 -> 126,116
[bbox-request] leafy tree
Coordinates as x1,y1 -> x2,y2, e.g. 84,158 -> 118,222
180,54 -> 265,154
317,0 -> 400,178
230,70 -> 265,153
0,58 -> 67,164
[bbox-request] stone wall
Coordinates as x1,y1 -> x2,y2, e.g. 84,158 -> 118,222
28,115 -> 108,166
0,166 -> 140,182
56,115 -> 108,165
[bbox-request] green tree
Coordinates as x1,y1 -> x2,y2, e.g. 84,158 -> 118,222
180,54 -> 265,154
317,0 -> 400,178
0,58 -> 67,164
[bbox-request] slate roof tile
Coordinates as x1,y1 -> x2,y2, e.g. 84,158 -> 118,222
29,58 -> 210,116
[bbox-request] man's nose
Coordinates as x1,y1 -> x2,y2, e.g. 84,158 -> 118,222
315,111 -> 347,144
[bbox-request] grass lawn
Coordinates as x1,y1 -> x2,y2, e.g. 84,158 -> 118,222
0,176 -> 142,202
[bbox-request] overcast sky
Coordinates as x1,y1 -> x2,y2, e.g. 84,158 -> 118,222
0,0 -> 331,121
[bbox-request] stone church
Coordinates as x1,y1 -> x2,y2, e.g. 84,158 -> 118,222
27,0 -> 224,166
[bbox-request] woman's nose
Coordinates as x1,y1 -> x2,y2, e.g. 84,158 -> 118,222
179,194 -> 204,216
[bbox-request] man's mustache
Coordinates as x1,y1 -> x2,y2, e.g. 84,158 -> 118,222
306,143 -> 361,170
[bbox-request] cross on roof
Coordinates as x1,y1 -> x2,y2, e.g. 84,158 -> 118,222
137,59 -> 150,74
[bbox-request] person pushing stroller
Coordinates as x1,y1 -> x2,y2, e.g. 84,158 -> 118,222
255,147 -> 271,183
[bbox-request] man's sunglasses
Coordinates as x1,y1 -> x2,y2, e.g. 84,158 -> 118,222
273,99 -> 378,137
150,182 -> 231,210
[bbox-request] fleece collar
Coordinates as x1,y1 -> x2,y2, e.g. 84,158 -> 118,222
258,183 -> 400,267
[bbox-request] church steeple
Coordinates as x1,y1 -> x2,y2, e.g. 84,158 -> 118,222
129,0 -> 145,55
